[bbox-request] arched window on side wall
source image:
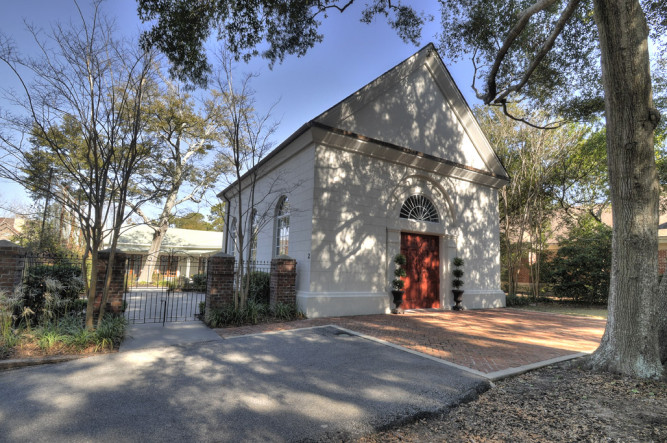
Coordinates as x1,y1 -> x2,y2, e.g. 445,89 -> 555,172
399,195 -> 440,223
229,217 -> 237,255
275,197 -> 290,256
250,209 -> 258,261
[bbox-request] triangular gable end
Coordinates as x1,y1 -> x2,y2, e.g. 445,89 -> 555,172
314,44 -> 508,180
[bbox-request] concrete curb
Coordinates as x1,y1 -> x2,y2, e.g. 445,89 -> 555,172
484,352 -> 591,381
0,354 -> 90,371
221,324 -> 593,383
330,325 -> 490,379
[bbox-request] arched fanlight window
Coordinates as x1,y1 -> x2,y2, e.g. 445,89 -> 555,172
275,197 -> 290,256
399,195 -> 440,223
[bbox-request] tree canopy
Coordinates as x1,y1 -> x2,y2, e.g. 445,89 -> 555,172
137,0 -> 426,86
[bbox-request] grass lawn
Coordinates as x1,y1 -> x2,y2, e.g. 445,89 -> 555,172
510,303 -> 608,319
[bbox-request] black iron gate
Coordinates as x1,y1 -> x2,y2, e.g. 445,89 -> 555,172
123,253 -> 207,324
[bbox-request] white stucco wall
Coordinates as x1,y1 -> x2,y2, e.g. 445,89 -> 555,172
225,141 -> 316,292
298,143 -> 504,318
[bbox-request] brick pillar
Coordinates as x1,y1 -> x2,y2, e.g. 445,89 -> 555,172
0,240 -> 26,295
206,252 -> 235,313
94,249 -> 127,316
270,256 -> 296,307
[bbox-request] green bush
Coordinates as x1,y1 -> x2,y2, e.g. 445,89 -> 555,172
505,293 -> 532,307
205,301 -> 304,328
247,271 -> 270,304
548,220 -> 611,304
191,273 -> 207,291
272,302 -> 304,320
19,264 -> 85,326
94,314 -> 127,349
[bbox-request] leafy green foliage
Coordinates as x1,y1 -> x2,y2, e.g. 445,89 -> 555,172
208,202 -> 226,231
548,219 -> 612,304
19,264 -> 85,326
248,271 -> 270,304
171,212 -> 214,230
505,293 -> 532,307
182,273 -> 208,292
138,0 -> 425,85
205,301 -> 304,327
438,0 -> 665,120
452,257 -> 464,289
93,315 -> 127,349
391,254 -> 407,291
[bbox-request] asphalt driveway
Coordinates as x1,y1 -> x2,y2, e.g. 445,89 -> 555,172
0,326 -> 489,442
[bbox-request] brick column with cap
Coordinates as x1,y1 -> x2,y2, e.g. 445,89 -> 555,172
270,256 -> 296,307
0,240 -> 26,295
206,252 -> 235,314
94,249 -> 127,316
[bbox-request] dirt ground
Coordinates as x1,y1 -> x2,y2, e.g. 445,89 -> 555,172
353,360 -> 667,442
1,341 -> 114,360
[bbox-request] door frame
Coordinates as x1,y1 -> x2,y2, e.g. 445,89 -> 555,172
400,232 -> 441,309
387,225 -> 456,309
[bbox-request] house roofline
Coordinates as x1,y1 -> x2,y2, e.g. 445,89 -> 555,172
219,120 -> 510,199
218,121 -> 315,199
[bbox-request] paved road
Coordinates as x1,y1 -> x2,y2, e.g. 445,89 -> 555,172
0,326 -> 489,442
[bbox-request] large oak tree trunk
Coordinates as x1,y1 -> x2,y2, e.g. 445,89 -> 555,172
591,0 -> 663,378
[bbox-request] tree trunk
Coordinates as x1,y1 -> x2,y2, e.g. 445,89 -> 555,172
137,184 -> 181,283
138,222 -> 168,283
590,0 -> 663,378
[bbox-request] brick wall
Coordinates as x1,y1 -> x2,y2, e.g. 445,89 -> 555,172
206,253 -> 235,313
94,249 -> 127,315
270,256 -> 296,306
0,240 -> 26,295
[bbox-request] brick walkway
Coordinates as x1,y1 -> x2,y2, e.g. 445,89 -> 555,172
213,309 -> 605,375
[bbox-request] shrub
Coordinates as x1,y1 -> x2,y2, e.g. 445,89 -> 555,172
94,314 -> 127,349
19,264 -> 85,326
248,271 -> 270,303
506,293 -> 532,307
548,220 -> 611,304
272,302 -> 304,321
205,301 -> 304,327
191,273 -> 207,291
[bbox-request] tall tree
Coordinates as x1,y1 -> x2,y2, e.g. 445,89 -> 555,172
171,212 -> 213,230
137,0 -> 667,377
477,104 -> 602,297
129,79 -> 221,283
0,1 -> 158,329
208,52 -> 280,309
439,0 -> 666,378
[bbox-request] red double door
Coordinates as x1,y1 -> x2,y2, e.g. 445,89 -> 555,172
400,233 -> 440,309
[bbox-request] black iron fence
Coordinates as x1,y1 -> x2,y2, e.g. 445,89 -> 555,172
233,260 -> 272,303
123,254 -> 208,324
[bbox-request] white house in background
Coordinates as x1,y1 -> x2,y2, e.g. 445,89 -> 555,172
219,43 -> 510,318
108,224 -> 223,279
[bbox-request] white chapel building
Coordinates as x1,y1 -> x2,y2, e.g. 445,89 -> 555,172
219,44 -> 510,318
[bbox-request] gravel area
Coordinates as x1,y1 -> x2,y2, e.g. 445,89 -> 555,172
351,360 -> 667,442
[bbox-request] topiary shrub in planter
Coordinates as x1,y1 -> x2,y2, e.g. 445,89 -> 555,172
452,257 -> 465,311
390,254 -> 407,313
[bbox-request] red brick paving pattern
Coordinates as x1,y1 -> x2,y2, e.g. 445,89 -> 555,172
213,309 -> 605,374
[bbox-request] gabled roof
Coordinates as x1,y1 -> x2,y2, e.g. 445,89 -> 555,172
313,43 -> 508,180
219,44 -> 509,198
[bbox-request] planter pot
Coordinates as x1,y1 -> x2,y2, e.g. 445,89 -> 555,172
391,290 -> 404,313
452,289 -> 464,311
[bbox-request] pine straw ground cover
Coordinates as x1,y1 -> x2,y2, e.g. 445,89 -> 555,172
353,360 -> 667,442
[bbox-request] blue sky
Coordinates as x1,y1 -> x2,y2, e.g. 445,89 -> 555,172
0,0 -> 478,217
